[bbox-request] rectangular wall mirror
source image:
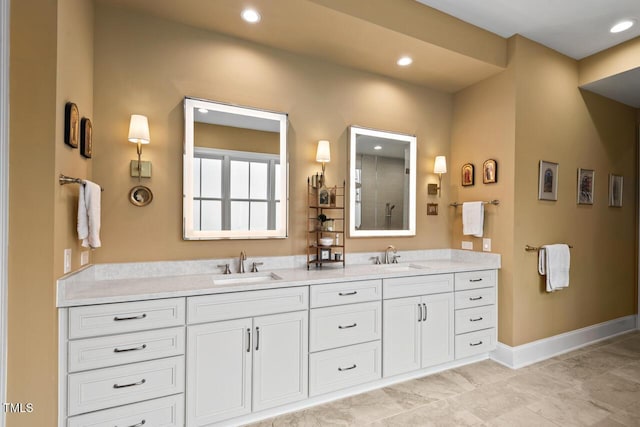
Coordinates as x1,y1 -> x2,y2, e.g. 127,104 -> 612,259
349,125 -> 416,237
183,97 -> 288,240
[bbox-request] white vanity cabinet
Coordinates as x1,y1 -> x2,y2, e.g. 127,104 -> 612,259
186,287 -> 309,426
382,274 -> 454,377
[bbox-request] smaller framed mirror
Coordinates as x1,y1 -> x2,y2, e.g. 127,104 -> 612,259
349,126 -> 416,237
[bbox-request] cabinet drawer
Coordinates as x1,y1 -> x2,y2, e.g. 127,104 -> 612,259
383,274 -> 453,299
69,298 -> 185,339
455,306 -> 495,335
68,356 -> 185,416
68,394 -> 184,427
454,270 -> 496,291
68,327 -> 185,372
455,328 -> 496,359
187,287 -> 308,324
310,279 -> 381,308
455,287 -> 495,310
309,341 -> 381,397
310,302 -> 381,352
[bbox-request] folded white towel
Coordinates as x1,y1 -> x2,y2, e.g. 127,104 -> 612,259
77,180 -> 101,249
462,201 -> 484,237
538,244 -> 570,292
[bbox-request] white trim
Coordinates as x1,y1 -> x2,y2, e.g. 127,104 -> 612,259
0,0 -> 9,425
490,315 -> 637,369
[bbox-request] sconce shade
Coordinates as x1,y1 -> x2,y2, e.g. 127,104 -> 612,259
128,114 -> 150,144
434,156 -> 447,174
316,140 -> 331,163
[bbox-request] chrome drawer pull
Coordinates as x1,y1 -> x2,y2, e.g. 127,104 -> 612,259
469,278 -> 483,282
113,379 -> 146,389
255,326 -> 260,351
470,317 -> 484,322
422,303 -> 427,322
417,303 -> 423,322
113,313 -> 147,321
338,323 -> 357,329
114,344 -> 147,353
127,420 -> 146,427
338,364 -> 357,372
246,328 -> 251,353
469,341 -> 483,347
338,291 -> 357,296
469,296 -> 483,301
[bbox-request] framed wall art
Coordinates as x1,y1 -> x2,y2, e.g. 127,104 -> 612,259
461,163 -> 474,186
64,102 -> 79,149
483,159 -> 497,184
538,160 -> 558,201
577,168 -> 594,205
80,117 -> 92,159
608,174 -> 623,207
318,185 -> 331,208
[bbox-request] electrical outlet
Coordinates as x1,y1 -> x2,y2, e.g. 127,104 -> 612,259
483,238 -> 492,252
461,241 -> 473,250
64,248 -> 72,274
80,251 -> 90,266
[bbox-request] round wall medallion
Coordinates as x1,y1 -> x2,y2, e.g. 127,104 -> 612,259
129,185 -> 153,207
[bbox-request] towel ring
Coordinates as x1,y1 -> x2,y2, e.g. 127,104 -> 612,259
129,186 -> 153,207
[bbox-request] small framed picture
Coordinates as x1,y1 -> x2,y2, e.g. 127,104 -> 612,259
483,159 -> 497,184
461,163 -> 474,186
577,168 -> 594,205
538,160 -> 558,201
609,174 -> 623,207
64,102 -> 79,149
319,247 -> 331,261
427,203 -> 438,216
318,185 -> 330,207
80,117 -> 93,159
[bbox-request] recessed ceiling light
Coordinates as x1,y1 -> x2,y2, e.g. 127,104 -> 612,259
374,145 -> 382,150
610,19 -> 635,33
198,108 -> 208,114
397,56 -> 413,67
241,8 -> 261,23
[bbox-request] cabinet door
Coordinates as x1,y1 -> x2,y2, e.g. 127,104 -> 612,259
253,311 -> 308,412
187,318 -> 252,426
420,293 -> 454,367
383,296 -> 422,377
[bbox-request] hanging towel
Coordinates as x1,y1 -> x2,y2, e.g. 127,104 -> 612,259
462,202 -> 484,237
538,244 -> 570,292
77,180 -> 102,249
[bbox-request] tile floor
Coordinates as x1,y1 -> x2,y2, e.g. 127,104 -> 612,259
251,331 -> 640,426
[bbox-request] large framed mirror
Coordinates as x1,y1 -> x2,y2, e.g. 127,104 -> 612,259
349,126 -> 416,237
183,97 -> 288,240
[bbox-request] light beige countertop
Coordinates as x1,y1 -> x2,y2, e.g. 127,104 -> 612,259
57,249 -> 500,307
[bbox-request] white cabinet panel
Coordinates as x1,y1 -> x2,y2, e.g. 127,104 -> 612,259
420,293 -> 454,367
253,311 -> 308,412
454,270 -> 496,291
454,287 -> 495,310
382,296 -> 421,377
455,305 -> 495,335
310,279 -> 381,308
455,328 -> 497,359
383,274 -> 453,299
310,302 -> 381,352
186,318 -> 252,426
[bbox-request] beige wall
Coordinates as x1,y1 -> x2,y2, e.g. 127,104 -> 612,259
92,4 -> 453,264
194,123 -> 279,154
579,36 -> 640,85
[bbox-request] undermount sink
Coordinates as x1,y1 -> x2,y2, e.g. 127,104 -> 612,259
376,263 -> 427,272
212,272 -> 282,286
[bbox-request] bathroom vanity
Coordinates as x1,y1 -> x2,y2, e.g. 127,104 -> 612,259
57,250 -> 499,427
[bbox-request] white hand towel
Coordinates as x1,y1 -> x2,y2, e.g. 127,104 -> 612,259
538,244 -> 570,292
462,202 -> 484,237
77,180 -> 102,249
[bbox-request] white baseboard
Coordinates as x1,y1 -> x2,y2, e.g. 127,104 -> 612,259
491,315 -> 638,369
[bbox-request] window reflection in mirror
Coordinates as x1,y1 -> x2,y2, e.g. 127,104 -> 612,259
183,97 -> 288,239
349,126 -> 416,237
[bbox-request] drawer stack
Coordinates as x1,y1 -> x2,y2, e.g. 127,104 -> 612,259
66,298 -> 186,427
308,279 -> 382,396
453,270 -> 497,359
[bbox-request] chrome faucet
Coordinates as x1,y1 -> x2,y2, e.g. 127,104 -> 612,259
238,251 -> 247,273
384,245 -> 397,264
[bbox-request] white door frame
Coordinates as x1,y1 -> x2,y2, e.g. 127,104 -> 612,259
0,0 -> 9,424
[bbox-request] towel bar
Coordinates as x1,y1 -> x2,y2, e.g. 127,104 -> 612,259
59,174 -> 104,191
525,244 -> 573,252
449,199 -> 500,207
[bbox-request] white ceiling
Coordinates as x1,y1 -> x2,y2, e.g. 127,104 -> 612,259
415,0 -> 640,60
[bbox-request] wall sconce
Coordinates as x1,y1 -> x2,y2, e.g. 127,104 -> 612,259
428,155 -> 447,197
128,114 -> 151,181
315,140 -> 331,186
